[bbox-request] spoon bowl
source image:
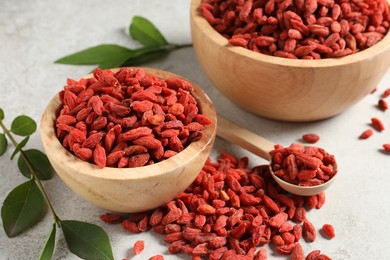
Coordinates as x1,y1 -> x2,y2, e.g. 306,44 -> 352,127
40,67 -> 217,213
216,115 -> 337,196
271,163 -> 337,196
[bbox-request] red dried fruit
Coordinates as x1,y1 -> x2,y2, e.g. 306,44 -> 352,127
133,240 -> 144,255
302,220 -> 317,242
121,220 -> 139,233
57,115 -> 77,125
269,212 -> 288,228
371,117 -> 385,131
161,208 -> 182,225
294,207 -> 306,223
306,250 -> 321,260
254,247 -> 268,260
263,195 -> 280,213
276,243 -> 296,255
321,224 -> 335,239
382,88 -> 390,98
359,129 -> 374,139
378,99 -> 389,111
383,144 -> 390,152
100,213 -> 123,224
164,232 -> 183,243
302,133 -> 320,144
291,243 -> 305,260
93,144 -> 106,168
316,192 -> 326,209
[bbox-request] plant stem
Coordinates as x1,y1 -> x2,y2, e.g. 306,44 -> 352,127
0,120 -> 61,224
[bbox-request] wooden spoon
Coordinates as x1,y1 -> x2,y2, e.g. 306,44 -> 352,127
216,115 -> 337,196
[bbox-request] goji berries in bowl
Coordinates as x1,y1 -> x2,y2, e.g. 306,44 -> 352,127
190,0 -> 390,121
40,67 -> 217,213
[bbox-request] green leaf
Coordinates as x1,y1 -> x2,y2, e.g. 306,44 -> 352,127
122,45 -> 175,66
55,44 -> 133,65
130,16 -> 168,47
39,223 -> 56,260
122,49 -> 168,66
98,54 -> 133,70
10,135 -> 29,160
18,149 -> 53,180
1,180 -> 45,237
0,108 -> 4,120
11,115 -> 37,136
61,220 -> 114,260
0,133 -> 7,156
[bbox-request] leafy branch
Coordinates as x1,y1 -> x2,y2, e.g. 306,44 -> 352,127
55,16 -> 192,69
0,108 -> 113,260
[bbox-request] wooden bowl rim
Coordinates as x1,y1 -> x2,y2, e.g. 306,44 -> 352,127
191,0 -> 390,68
40,67 -> 217,181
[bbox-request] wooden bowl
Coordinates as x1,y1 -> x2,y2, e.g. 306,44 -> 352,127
40,68 -> 217,213
190,0 -> 390,121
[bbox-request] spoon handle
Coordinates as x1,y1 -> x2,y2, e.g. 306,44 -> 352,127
217,115 -> 275,161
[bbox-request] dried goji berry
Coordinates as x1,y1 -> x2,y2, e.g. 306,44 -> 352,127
302,220 -> 317,242
291,243 -> 305,260
359,129 -> 374,139
371,117 -> 385,131
321,224 -> 335,239
133,240 -> 144,255
302,133 -> 320,144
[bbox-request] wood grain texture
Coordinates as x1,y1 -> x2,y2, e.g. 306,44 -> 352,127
40,67 -> 217,213
190,0 -> 390,121
217,115 -> 274,161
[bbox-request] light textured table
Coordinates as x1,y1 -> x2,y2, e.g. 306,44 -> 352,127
1,0 -> 390,259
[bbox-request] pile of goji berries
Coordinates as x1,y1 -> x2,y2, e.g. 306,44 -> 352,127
270,143 -> 337,186
55,68 -> 211,168
200,0 -> 390,59
101,152 -> 334,259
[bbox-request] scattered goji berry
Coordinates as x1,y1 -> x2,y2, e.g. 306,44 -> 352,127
302,133 -> 320,144
371,117 -> 385,131
359,129 -> 374,139
321,224 -> 335,239
378,99 -> 389,111
133,240 -> 144,255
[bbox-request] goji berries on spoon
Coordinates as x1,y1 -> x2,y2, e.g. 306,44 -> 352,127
216,115 -> 337,196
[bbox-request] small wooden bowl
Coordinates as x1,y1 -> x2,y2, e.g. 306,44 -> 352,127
40,68 -> 217,213
190,0 -> 390,121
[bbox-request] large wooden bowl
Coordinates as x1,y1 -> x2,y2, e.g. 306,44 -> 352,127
190,0 -> 390,121
40,68 -> 217,213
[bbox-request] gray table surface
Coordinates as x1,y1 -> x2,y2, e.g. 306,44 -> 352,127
1,0 -> 390,259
